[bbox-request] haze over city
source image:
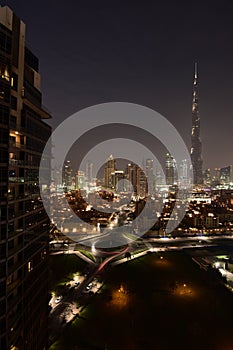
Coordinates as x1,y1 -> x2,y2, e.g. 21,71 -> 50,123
2,0 -> 233,169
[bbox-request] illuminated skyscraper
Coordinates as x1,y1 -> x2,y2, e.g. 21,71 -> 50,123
214,168 -> 220,183
86,160 -> 93,184
179,159 -> 190,187
62,160 -> 72,191
165,153 -> 177,186
204,168 -> 212,186
220,165 -> 232,185
145,159 -> 154,195
104,155 -> 116,188
191,63 -> 203,185
126,163 -> 147,197
111,170 -> 125,191
75,170 -> 85,190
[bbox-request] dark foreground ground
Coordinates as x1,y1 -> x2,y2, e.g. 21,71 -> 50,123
50,251 -> 233,350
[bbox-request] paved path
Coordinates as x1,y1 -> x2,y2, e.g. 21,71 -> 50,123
48,247 -> 128,346
50,248 -> 96,265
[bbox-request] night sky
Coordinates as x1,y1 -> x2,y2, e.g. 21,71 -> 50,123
3,0 -> 233,170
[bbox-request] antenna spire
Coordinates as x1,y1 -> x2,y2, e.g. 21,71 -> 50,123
194,62 -> 198,79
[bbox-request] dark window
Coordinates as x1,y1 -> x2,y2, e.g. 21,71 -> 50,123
0,224 -> 7,240
8,257 -> 14,268
0,149 -> 7,163
18,268 -> 22,278
0,167 -> 7,181
1,337 -> 6,349
0,244 -> 6,258
0,105 -> 9,124
0,81 -> 10,102
25,47 -> 39,72
8,240 -> 14,250
0,129 -> 8,144
0,31 -> 12,55
8,222 -> 14,234
0,319 -> 6,335
0,207 -> 6,221
21,110 -> 26,128
0,299 -> 6,315
10,115 -> 16,128
11,95 -> 17,110
24,80 -> 41,107
9,135 -> 16,144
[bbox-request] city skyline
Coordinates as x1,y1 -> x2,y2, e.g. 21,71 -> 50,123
63,153 -> 233,191
1,1 -> 233,169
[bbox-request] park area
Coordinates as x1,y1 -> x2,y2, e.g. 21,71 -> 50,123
50,251 -> 233,350
49,254 -> 88,292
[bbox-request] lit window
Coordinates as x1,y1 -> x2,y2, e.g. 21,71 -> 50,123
28,261 -> 33,272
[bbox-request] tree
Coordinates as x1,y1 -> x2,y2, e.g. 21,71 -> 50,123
125,252 -> 131,260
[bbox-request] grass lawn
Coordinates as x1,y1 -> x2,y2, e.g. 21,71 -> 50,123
50,251 -> 233,350
49,254 -> 87,291
79,250 -> 96,262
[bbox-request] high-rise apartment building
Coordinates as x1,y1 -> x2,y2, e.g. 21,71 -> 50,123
62,160 -> 73,191
111,170 -> 125,192
179,159 -> 189,186
104,155 -> 116,189
165,153 -> 176,186
190,63 -> 203,185
126,163 -> 147,197
220,166 -> 232,185
126,163 -> 138,194
85,160 -> 93,185
0,6 -> 51,349
145,159 -> 154,195
75,170 -> 85,190
204,168 -> 212,186
213,168 -> 221,185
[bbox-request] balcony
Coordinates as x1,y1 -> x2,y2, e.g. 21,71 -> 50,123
23,96 -> 51,119
8,194 -> 28,201
8,210 -> 25,220
7,259 -> 23,275
9,159 -> 25,166
8,229 -> 23,239
0,196 -> 7,203
9,159 -> 40,167
8,193 -> 39,202
7,278 -> 21,293
8,242 -> 24,257
7,293 -> 22,313
9,141 -> 26,149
